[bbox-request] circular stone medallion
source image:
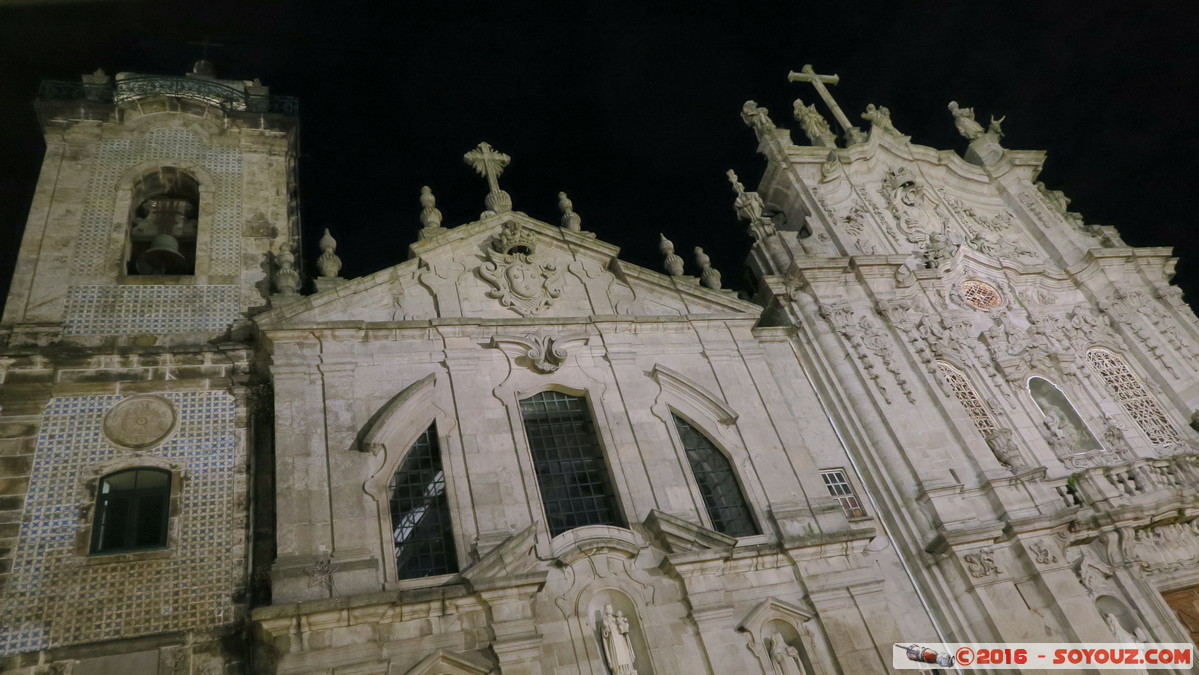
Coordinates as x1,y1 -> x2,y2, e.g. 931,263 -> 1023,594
103,395 -> 177,450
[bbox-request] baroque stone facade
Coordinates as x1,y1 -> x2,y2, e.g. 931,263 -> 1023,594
3,63 -> 1199,674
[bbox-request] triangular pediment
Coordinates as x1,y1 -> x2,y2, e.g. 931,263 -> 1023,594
256,213 -> 760,330
405,648 -> 494,675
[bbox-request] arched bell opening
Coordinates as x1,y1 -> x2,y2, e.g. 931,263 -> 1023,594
127,166 -> 199,275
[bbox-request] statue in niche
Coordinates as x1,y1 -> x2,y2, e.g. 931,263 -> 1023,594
1106,613 -> 1149,644
767,632 -> 809,675
1028,377 -> 1101,454
1043,404 -> 1083,448
601,604 -> 638,675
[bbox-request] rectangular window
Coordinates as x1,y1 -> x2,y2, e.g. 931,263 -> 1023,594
821,469 -> 866,519
521,391 -> 623,537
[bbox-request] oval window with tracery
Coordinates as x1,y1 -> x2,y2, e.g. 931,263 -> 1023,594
961,280 -> 1002,309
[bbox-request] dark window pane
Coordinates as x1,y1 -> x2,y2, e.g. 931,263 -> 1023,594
520,392 -> 622,537
389,425 -> 458,579
672,415 -> 758,538
91,468 -> 171,554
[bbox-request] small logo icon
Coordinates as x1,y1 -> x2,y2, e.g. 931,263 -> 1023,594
905,644 -> 956,667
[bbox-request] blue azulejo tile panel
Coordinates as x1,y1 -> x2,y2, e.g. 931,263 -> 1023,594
0,391 -> 243,656
63,284 -> 240,335
72,127 -> 243,277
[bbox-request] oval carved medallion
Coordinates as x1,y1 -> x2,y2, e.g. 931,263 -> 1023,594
103,395 -> 177,450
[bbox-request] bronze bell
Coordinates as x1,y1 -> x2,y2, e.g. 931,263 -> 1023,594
136,233 -> 189,275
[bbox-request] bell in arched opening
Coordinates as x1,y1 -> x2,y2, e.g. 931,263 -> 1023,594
127,169 -> 199,276
136,233 -> 190,275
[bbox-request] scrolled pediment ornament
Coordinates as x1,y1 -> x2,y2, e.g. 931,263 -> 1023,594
491,333 -> 588,374
478,222 -> 564,316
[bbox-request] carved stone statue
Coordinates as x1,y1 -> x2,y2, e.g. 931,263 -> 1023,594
1043,404 -> 1081,449
741,100 -> 775,137
601,605 -> 637,675
792,98 -> 836,147
861,103 -> 900,136
767,632 -> 808,675
1105,613 -> 1141,644
921,231 -> 955,268
948,101 -> 985,140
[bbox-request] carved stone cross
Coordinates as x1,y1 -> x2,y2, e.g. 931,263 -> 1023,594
464,142 -> 510,192
787,65 -> 861,140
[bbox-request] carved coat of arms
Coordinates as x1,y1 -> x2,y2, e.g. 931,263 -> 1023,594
478,222 -> 563,316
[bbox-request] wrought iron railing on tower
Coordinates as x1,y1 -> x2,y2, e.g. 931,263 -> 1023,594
37,76 -> 299,115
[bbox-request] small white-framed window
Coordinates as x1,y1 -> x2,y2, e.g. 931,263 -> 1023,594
820,469 -> 866,519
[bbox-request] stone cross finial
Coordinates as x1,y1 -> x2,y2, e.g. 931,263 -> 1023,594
659,233 -> 684,277
694,247 -> 722,290
787,64 -> 867,144
558,192 -> 582,231
418,186 -> 444,240
464,142 -> 513,213
317,229 -> 341,278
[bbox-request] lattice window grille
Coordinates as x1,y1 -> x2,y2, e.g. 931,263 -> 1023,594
671,414 -> 758,538
937,361 -> 999,434
961,280 -> 1003,309
520,391 -> 623,537
1086,348 -> 1182,446
388,425 -> 458,579
820,469 -> 867,519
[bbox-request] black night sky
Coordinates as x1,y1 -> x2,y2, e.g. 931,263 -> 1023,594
1,1 -> 1198,317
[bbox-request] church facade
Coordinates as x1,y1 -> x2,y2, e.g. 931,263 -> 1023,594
1,63 -> 1198,674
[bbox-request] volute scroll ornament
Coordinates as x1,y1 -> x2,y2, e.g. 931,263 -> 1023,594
963,547 -> 1001,578
477,222 -> 563,317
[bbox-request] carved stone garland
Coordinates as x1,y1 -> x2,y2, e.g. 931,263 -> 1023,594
820,302 -> 913,404
478,222 -> 564,317
1099,291 -> 1179,379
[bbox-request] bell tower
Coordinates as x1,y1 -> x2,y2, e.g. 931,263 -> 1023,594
0,62 -> 298,672
1,60 -> 300,344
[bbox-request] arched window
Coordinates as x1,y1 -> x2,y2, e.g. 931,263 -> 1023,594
520,391 -> 623,537
389,424 -> 458,579
1086,348 -> 1182,447
91,468 -> 170,554
936,361 -> 998,435
127,167 -> 198,275
671,414 -> 758,537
